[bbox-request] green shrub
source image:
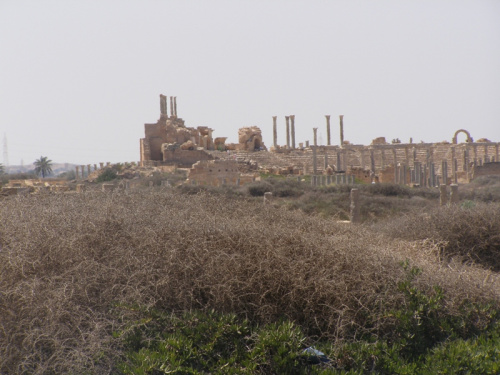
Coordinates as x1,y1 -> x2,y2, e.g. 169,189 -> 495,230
1,190 -> 498,373
96,168 -> 118,182
365,183 -> 412,197
118,309 -> 319,374
247,181 -> 273,196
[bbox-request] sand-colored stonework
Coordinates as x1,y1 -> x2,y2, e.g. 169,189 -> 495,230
140,95 -> 500,186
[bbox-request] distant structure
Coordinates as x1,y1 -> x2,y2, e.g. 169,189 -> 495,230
139,94 -> 500,186
3,133 -> 9,167
139,94 -> 266,167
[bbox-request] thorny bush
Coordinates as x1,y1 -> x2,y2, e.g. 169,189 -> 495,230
0,190 -> 498,373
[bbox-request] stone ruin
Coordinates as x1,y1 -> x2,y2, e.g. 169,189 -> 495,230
1,179 -> 70,196
139,94 -> 500,186
140,94 -> 266,168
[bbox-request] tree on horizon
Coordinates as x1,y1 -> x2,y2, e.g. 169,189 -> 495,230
34,156 -> 53,178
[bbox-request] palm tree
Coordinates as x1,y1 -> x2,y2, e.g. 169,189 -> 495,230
34,156 -> 53,178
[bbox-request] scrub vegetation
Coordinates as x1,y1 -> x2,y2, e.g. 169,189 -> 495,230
0,180 -> 499,374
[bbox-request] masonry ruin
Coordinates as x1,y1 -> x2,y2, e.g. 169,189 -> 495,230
140,95 -> 266,169
140,94 -> 500,186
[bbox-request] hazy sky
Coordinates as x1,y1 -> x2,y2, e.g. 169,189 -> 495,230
1,0 -> 499,166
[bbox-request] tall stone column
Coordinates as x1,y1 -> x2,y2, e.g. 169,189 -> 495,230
453,159 -> 458,183
339,115 -> 344,146
393,149 -> 398,183
272,116 -> 277,148
160,94 -> 167,116
325,115 -> 331,146
360,150 -> 365,169
174,96 -> 177,117
415,162 -> 421,185
75,166 -> 79,180
170,96 -> 174,117
350,188 -> 361,224
312,147 -> 317,174
442,160 -> 448,185
313,128 -> 318,146
285,116 -> 290,149
87,165 -> 91,175
324,152 -> 328,169
336,152 -> 341,172
208,129 -> 213,150
290,115 -> 296,149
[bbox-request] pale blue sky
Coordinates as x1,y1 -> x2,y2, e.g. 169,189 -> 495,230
1,0 -> 499,166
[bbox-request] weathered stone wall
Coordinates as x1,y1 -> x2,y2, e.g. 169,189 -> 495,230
162,149 -> 214,167
188,160 -> 241,186
209,141 -> 500,184
140,97 -> 500,184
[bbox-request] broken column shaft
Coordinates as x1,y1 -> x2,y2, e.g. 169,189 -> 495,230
272,116 -> 277,148
339,115 -> 344,146
325,115 -> 331,146
350,188 -> 361,224
160,94 -> 167,116
285,116 -> 290,149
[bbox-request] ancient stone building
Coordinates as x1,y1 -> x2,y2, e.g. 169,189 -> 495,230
140,95 -> 500,186
140,94 -> 266,167
140,95 -> 217,167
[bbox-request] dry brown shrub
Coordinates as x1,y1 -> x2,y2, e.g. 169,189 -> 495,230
0,190 -> 498,373
378,202 -> 500,271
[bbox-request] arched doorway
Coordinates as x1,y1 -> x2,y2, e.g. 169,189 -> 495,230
452,129 -> 472,144
149,137 -> 164,161
253,138 -> 261,150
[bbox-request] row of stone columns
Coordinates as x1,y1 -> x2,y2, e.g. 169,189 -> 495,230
75,162 -> 110,179
272,115 -> 297,149
310,174 -> 354,186
272,114 -> 345,148
310,148 -> 346,174
160,94 -> 177,117
393,161 -> 446,187
440,184 -> 459,206
315,115 -> 344,146
362,143 -> 500,186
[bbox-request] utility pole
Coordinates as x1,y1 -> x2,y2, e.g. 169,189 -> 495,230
3,133 -> 8,167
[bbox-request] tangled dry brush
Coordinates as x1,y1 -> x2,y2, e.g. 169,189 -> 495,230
0,190 -> 499,373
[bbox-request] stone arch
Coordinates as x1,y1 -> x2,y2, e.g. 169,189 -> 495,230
253,138 -> 262,150
452,129 -> 472,144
